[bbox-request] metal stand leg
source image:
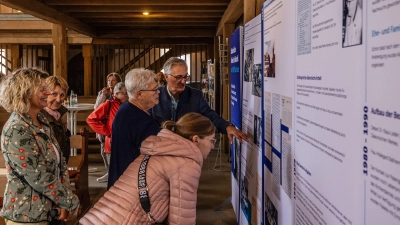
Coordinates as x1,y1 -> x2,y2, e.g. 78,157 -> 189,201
214,197 -> 232,211
214,133 -> 222,171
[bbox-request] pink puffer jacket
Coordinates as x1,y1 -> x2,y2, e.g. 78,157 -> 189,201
80,129 -> 204,225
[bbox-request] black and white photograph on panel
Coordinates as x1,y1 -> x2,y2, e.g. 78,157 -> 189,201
254,115 -> 262,147
342,0 -> 363,47
233,137 -> 241,184
244,48 -> 254,82
252,63 -> 262,97
265,194 -> 278,225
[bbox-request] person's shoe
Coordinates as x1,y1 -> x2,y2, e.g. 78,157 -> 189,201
97,173 -> 108,183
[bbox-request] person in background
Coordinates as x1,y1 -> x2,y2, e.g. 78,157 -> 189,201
80,113 -> 216,225
156,71 -> 167,86
151,57 -> 248,144
41,76 -> 71,163
86,82 -> 128,183
94,72 -> 122,108
107,68 -> 160,189
94,72 -> 122,180
0,68 -> 79,225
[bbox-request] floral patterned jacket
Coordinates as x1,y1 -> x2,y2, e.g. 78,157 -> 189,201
0,112 -> 79,223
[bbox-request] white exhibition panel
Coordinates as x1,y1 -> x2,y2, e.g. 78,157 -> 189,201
231,0 -> 400,224
241,14 -> 263,225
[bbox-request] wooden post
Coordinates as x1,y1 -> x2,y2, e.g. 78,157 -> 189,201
244,0 -> 257,23
10,45 -> 20,70
52,23 -> 67,79
82,45 -> 93,96
222,23 -> 235,153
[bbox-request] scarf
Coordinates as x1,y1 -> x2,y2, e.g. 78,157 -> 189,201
44,107 -> 61,120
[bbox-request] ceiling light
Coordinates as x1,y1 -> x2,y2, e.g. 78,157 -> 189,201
143,12 -> 149,15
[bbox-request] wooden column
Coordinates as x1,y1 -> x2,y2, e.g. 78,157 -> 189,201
222,23 -> 235,120
244,0 -> 257,23
82,45 -> 93,96
10,45 -> 20,70
222,23 -> 235,152
52,23 -> 67,79
256,0 -> 263,14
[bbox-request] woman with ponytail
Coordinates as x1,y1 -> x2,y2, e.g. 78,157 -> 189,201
80,112 -> 216,225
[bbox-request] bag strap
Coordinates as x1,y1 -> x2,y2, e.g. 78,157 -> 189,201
104,100 -> 112,122
138,154 -> 155,224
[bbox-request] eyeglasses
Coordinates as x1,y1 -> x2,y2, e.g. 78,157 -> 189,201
203,137 -> 217,146
140,85 -> 159,92
39,86 -> 50,93
168,74 -> 190,82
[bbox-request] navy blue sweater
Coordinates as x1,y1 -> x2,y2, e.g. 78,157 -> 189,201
108,102 -> 160,189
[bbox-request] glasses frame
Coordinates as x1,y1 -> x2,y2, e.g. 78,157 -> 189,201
39,86 -> 50,93
168,73 -> 190,82
139,85 -> 159,92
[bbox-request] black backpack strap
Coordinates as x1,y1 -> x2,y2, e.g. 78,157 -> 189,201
138,155 -> 155,224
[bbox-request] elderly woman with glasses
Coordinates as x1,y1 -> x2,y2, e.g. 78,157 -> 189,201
107,68 -> 161,189
0,68 -> 79,225
86,82 -> 128,183
40,76 -> 71,163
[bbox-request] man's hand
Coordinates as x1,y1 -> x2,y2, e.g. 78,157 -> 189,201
226,125 -> 249,144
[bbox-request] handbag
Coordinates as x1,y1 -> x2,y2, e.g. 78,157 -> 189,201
99,101 -> 112,143
138,155 -> 168,225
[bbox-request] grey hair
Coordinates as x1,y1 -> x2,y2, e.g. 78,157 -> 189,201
125,68 -> 156,99
0,67 -> 49,113
113,82 -> 125,95
163,57 -> 188,75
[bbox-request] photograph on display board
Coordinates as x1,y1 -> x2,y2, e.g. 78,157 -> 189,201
240,175 -> 252,224
244,48 -> 254,82
342,0 -> 363,47
233,138 -> 241,184
264,40 -> 276,77
254,115 -> 262,147
252,63 -> 262,97
264,194 -> 278,225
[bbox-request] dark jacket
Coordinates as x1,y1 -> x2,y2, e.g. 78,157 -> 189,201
41,105 -> 71,163
108,102 -> 160,189
151,86 -> 230,134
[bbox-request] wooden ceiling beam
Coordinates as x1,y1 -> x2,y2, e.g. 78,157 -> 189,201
43,0 -> 230,6
81,18 -> 220,23
216,0 -> 244,35
0,20 -> 52,30
93,37 -> 214,45
70,12 -> 224,18
94,23 -> 218,27
98,28 -> 216,38
54,5 -> 227,13
0,0 -> 97,37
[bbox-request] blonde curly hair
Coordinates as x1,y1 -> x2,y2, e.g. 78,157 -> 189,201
0,67 -> 49,113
